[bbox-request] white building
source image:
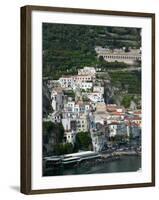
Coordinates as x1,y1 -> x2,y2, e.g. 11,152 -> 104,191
91,103 -> 109,125
87,92 -> 104,103
64,100 -> 90,114
64,101 -> 75,112
108,122 -> 119,137
77,82 -> 93,91
73,75 -> 92,83
76,114 -> 89,133
48,80 -> 60,89
107,112 -> 125,123
78,67 -> 96,77
62,113 -> 89,142
95,46 -> 141,64
64,131 -> 76,144
62,118 -> 71,131
58,75 -> 93,89
108,122 -> 128,137
93,86 -> 104,94
52,111 -> 61,123
51,87 -> 64,112
58,76 -> 74,88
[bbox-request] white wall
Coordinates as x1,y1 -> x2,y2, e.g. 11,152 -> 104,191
0,0 -> 158,199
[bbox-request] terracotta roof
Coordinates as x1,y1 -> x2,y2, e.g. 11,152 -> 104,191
132,117 -> 141,120
134,111 -> 142,114
111,112 -> 124,116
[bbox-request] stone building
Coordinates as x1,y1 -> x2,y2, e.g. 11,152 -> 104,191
95,46 -> 141,64
78,67 -> 96,78
51,87 -> 64,112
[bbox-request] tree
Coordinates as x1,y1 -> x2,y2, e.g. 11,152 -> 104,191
75,132 -> 92,151
64,143 -> 74,154
43,121 -> 54,136
43,121 -> 64,143
43,23 -> 141,79
121,95 -> 133,108
54,143 -> 74,155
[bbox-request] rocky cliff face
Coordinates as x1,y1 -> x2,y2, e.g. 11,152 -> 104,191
42,82 -> 52,118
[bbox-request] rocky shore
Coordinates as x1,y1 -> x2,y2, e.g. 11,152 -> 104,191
72,151 -> 141,168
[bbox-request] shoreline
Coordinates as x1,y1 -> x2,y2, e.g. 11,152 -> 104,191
43,151 -> 141,175
100,150 -> 141,159
76,151 -> 141,168
43,154 -> 141,176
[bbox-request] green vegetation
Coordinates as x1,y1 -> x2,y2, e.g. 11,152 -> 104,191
121,95 -> 134,108
43,121 -> 64,143
54,143 -> 74,155
97,59 -> 130,70
74,132 -> 92,151
109,71 -> 141,94
43,23 -> 141,79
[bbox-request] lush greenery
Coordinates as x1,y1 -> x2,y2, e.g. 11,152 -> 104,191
43,121 -> 64,143
97,58 -> 129,70
43,123 -> 93,155
54,143 -> 74,155
109,71 -> 141,94
43,23 -> 141,79
74,132 -> 92,151
121,95 -> 134,108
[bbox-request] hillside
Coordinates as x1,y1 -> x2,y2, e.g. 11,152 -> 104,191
42,23 -> 141,109
42,23 -> 141,79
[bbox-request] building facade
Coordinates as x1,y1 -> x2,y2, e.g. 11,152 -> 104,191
78,67 -> 96,77
51,88 -> 64,112
87,92 -> 104,103
58,76 -> 74,88
95,46 -> 141,64
108,122 -> 128,137
93,86 -> 104,94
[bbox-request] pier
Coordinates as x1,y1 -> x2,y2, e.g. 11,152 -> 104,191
44,151 -> 101,170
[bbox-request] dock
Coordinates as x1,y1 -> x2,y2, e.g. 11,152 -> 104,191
44,151 -> 101,169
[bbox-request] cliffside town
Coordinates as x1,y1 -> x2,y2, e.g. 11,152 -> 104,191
43,66 -> 141,155
42,24 -> 142,175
